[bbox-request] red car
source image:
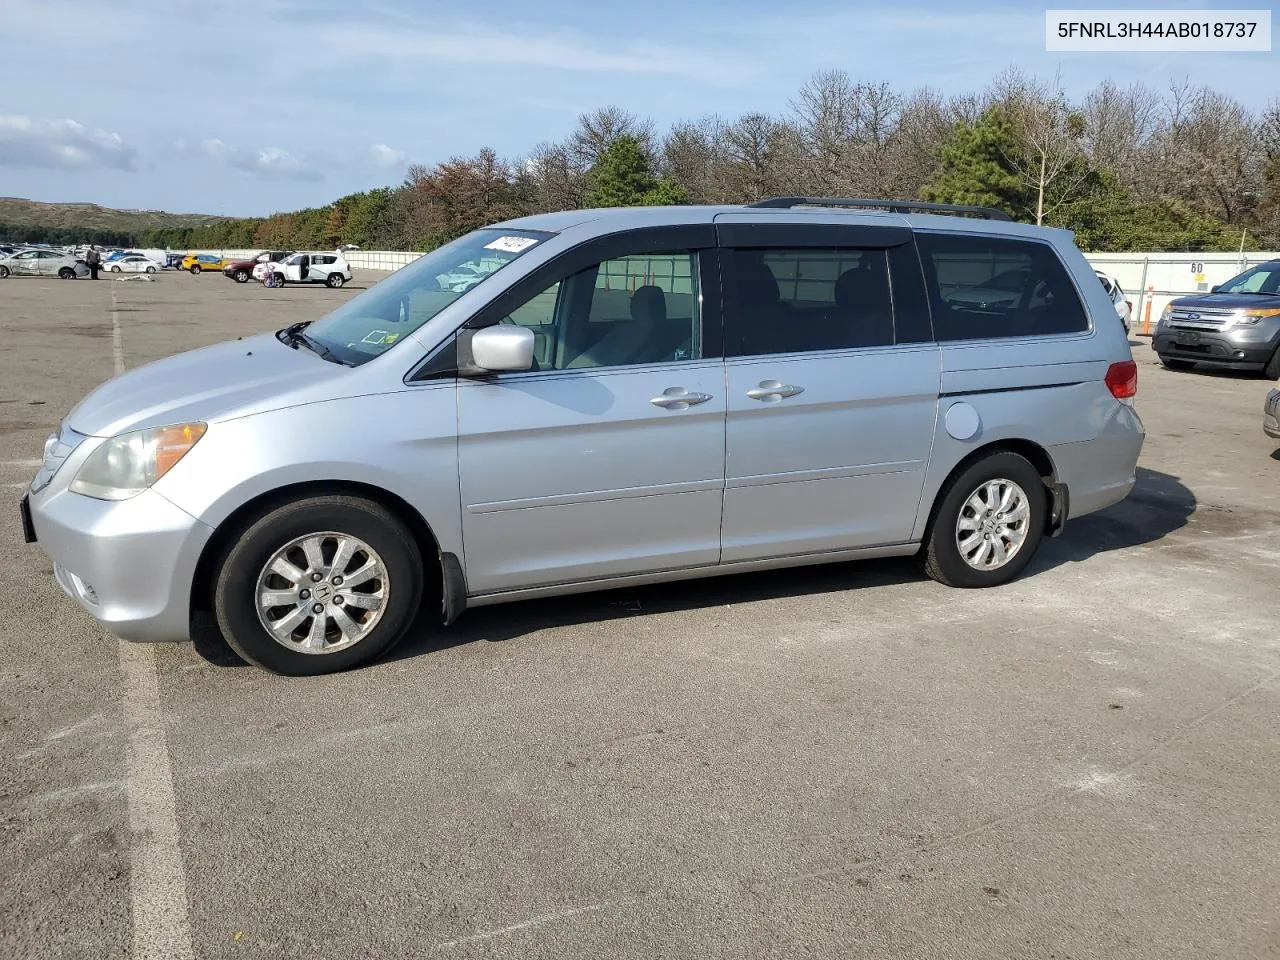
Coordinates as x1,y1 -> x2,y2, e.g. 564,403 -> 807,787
222,250 -> 292,283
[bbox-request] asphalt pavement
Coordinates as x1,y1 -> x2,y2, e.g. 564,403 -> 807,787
2,268 -> 1278,959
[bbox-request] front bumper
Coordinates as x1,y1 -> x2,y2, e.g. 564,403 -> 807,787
26,483 -> 213,641
1152,329 -> 1280,369
1265,390 -> 1280,440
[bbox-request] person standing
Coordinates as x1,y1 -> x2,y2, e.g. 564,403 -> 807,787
86,245 -> 101,280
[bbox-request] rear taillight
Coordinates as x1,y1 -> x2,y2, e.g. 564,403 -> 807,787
1105,360 -> 1137,400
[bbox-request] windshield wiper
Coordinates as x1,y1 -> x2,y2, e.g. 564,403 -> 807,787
277,322 -> 353,366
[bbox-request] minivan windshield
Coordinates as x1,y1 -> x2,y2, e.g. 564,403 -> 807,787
1217,262 -> 1280,296
299,228 -> 552,366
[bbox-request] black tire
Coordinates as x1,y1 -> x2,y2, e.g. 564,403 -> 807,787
146,265 -> 157,274
1159,356 -> 1195,371
110,264 -> 121,273
919,451 -> 1047,588
190,264 -> 201,274
326,273 -> 345,288
0,266 -> 8,279
58,267 -> 75,279
213,495 -> 423,675
1265,348 -> 1280,381
234,269 -> 249,282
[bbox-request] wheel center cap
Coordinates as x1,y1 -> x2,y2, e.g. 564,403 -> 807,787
312,583 -> 332,602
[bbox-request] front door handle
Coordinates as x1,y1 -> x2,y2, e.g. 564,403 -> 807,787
651,388 -> 713,410
746,380 -> 805,402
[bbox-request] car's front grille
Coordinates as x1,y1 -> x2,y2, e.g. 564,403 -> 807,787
29,422 -> 85,494
1167,307 -> 1236,332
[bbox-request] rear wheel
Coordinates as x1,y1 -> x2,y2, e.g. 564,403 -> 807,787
1159,357 -> 1195,371
919,451 -> 1046,588
0,266 -> 9,279
58,267 -> 75,279
190,264 -> 201,274
213,496 -> 423,675
326,273 -> 345,288
145,265 -> 157,274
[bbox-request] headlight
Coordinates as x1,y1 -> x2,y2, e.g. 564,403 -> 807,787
70,422 -> 206,500
1158,305 -> 1172,326
1235,308 -> 1280,326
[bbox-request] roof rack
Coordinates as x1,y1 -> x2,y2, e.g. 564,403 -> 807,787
746,196 -> 1012,221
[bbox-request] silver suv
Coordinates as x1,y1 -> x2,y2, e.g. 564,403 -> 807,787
22,198 -> 1144,675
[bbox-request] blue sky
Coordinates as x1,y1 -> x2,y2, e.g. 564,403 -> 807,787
0,0 -> 1274,216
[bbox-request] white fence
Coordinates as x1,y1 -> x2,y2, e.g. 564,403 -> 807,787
184,247 -> 1277,335
1086,251 -> 1276,334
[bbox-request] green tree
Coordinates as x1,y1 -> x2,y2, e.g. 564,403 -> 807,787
585,135 -> 687,207
921,108 -> 1029,215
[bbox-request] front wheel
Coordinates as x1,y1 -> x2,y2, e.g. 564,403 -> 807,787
1265,348 -> 1280,381
326,273 -> 345,288
234,269 -> 249,282
190,265 -> 201,274
110,265 -> 121,273
1159,356 -> 1195,371
213,496 -> 423,675
919,451 -> 1047,588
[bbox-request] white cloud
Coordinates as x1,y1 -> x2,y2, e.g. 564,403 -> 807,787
193,137 -> 321,181
369,143 -> 407,169
0,115 -> 139,171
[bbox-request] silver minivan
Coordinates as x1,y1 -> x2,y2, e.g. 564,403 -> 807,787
22,198 -> 1144,675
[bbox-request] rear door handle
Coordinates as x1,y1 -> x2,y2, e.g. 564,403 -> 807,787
651,388 -> 713,410
746,380 -> 805,402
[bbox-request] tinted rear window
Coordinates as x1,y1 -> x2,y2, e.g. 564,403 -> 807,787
722,247 -> 894,356
917,233 -> 1088,341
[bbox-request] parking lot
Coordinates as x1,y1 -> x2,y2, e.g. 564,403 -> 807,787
2,269 -> 1279,959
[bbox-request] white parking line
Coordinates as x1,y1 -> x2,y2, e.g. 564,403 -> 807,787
119,642 -> 194,960
111,289 -> 195,960
1,459 -> 42,468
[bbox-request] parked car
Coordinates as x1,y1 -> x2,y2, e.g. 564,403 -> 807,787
0,249 -> 89,279
1153,259 -> 1280,378
223,250 -> 291,283
1095,270 -> 1132,333
21,197 -> 1143,675
253,251 -> 352,288
107,254 -> 161,274
165,253 -> 186,270
180,253 -> 228,274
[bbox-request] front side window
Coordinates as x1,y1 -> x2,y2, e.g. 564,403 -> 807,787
303,228 -> 550,366
497,251 -> 701,371
723,247 -> 894,356
917,233 -> 1089,341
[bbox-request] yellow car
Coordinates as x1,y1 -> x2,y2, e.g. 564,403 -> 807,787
180,254 -> 229,274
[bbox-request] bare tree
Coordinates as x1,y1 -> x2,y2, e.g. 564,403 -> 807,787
1081,79 -> 1163,187
661,117 -> 729,204
1001,72 -> 1092,224
521,141 -> 584,212
568,106 -> 655,169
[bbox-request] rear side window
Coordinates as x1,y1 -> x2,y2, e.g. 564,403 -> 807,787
916,233 -> 1088,341
723,247 -> 894,356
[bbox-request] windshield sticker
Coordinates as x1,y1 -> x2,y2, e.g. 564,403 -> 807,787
361,330 -> 396,345
483,236 -> 539,254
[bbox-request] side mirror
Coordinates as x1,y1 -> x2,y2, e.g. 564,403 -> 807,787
1209,285 -> 1221,293
462,325 -> 534,375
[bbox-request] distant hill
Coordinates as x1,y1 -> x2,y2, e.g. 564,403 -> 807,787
0,197 -> 228,235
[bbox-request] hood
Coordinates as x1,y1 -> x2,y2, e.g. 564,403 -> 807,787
66,332 -> 346,437
1171,292 -> 1280,311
